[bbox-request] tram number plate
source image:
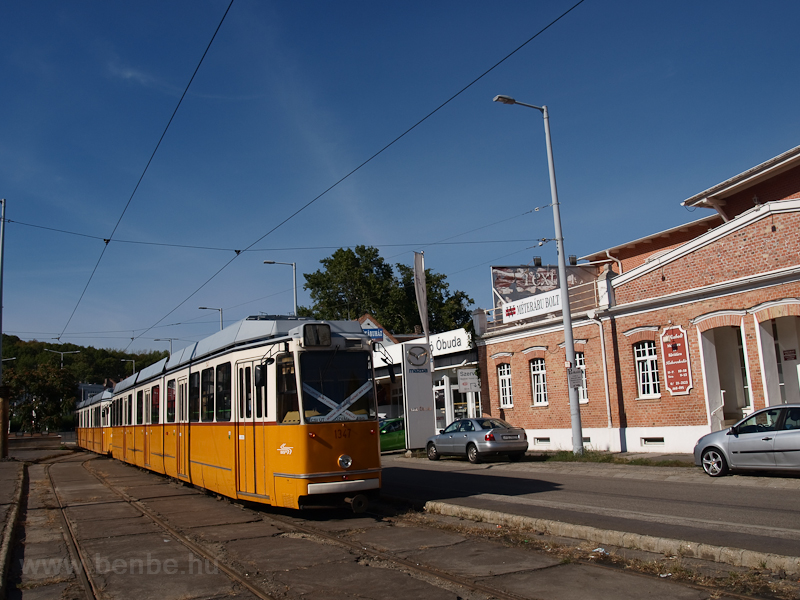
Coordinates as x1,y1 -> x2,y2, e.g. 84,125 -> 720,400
334,427 -> 352,439
502,435 -> 518,440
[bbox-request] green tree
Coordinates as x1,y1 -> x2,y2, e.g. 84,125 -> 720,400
299,246 -> 474,334
4,363 -> 76,433
300,246 -> 395,321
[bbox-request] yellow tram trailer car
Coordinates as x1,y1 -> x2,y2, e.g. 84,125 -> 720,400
76,316 -> 382,512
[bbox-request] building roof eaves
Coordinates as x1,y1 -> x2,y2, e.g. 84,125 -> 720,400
682,144 -> 800,208
579,214 -> 721,262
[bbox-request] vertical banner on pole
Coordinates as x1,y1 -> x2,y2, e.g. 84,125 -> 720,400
413,252 -> 429,343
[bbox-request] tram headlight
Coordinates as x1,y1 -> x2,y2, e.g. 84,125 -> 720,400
338,454 -> 353,469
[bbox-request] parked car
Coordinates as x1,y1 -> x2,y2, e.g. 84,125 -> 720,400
379,417 -> 405,452
426,418 -> 528,463
694,404 -> 800,477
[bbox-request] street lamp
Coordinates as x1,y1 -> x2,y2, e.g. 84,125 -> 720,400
263,261 -> 297,316
44,348 -> 81,369
154,338 -> 175,355
199,306 -> 224,331
493,94 -> 584,455
121,359 -> 136,375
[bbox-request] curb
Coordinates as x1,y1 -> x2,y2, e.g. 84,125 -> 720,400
0,463 -> 26,600
424,500 -> 800,575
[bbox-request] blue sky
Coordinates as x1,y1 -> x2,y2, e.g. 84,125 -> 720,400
2,0 -> 799,353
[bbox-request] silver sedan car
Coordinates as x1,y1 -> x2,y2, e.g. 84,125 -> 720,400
426,418 -> 528,463
694,404 -> 800,476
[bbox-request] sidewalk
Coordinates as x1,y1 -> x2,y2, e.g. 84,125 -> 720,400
0,460 -> 25,600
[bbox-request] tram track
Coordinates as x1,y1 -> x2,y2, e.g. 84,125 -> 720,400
28,452 -> 786,600
79,457 -> 512,600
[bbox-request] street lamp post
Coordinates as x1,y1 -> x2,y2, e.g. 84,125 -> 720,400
199,306 -> 224,331
154,338 -> 175,355
121,359 -> 136,375
493,94 -> 584,455
263,261 -> 297,316
44,348 -> 81,369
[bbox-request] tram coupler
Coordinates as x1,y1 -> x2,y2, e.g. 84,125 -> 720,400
345,494 -> 368,514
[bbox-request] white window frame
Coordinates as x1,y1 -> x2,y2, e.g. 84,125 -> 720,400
634,340 -> 661,398
530,358 -> 548,406
575,352 -> 588,404
498,363 -> 513,408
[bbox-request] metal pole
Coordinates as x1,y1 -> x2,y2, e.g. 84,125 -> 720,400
0,199 -> 7,458
541,106 -> 584,455
292,262 -> 298,317
493,96 -> 584,454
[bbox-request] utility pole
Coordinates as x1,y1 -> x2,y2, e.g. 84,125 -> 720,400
0,199 -> 8,458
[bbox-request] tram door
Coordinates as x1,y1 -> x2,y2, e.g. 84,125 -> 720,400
143,390 -> 151,466
176,378 -> 189,477
236,362 -> 266,497
122,396 -> 128,460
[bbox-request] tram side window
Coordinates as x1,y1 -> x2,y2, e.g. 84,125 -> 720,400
136,391 -> 144,425
239,367 -> 252,419
255,364 -> 265,418
277,355 -> 299,424
216,362 -> 231,422
151,385 -> 160,425
189,372 -> 200,422
166,380 -> 176,423
201,368 -> 215,422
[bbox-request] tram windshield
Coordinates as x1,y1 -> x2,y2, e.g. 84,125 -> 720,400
300,350 -> 376,423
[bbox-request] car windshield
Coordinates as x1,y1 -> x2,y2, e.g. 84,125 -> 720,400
300,350 -> 377,423
477,418 -> 513,430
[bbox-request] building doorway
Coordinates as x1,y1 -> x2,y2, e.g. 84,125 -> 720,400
758,317 -> 800,406
700,325 -> 753,431
433,370 -> 482,431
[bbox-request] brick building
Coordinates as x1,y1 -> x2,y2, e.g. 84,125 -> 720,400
473,145 -> 800,453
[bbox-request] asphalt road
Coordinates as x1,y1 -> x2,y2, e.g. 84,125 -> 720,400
380,454 -> 800,557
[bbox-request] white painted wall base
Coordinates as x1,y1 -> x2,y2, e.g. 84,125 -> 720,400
524,425 -> 712,454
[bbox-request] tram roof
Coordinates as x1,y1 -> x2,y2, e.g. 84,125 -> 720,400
77,388 -> 112,409
114,372 -> 139,394
113,316 -> 367,392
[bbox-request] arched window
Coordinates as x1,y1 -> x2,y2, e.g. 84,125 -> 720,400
634,341 -> 660,398
575,352 -> 588,404
498,363 -> 513,408
530,358 -> 548,406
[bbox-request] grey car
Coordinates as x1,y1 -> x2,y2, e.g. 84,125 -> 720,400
426,418 -> 528,463
694,404 -> 800,477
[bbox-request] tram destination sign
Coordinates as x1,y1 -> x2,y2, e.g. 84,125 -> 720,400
502,289 -> 562,324
660,325 -> 693,395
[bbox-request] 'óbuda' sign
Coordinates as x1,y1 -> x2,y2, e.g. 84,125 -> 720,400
660,325 -> 692,395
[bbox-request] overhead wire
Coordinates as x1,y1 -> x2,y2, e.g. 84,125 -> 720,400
55,0 -> 235,341
6,208 -> 545,253
127,0 -> 586,349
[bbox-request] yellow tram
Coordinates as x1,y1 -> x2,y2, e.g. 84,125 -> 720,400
76,317 -> 382,512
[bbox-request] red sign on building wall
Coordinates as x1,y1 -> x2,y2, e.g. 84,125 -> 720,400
660,326 -> 693,395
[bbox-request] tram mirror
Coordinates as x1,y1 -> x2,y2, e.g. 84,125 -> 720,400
303,324 -> 331,347
388,363 -> 396,384
264,357 -> 275,366
255,364 -> 266,386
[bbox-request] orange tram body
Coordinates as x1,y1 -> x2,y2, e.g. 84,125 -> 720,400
76,317 -> 382,512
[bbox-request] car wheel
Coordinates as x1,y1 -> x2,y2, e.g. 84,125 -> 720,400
427,443 -> 440,461
467,443 -> 480,464
701,448 -> 728,477
508,452 -> 524,462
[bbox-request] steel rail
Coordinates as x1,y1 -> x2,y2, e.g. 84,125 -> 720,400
80,459 -> 278,600
43,456 -> 99,600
